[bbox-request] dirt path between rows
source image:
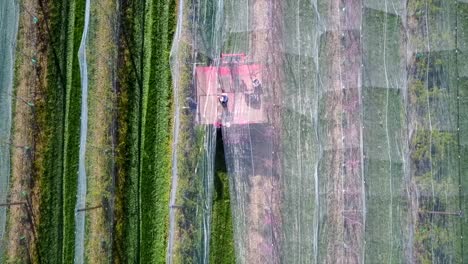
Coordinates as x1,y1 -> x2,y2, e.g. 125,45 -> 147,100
323,1 -> 346,262
84,0 -> 117,262
324,0 -> 365,263
246,0 -> 365,262
243,0 -> 284,263
7,0 -> 47,262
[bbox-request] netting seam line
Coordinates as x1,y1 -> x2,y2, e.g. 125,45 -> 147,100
74,0 -> 91,262
310,2 -> 322,262
295,2 -> 304,261
455,1 -> 464,261
403,1 -> 414,261
382,1 -> 395,262
423,1 -> 436,261
358,1 -> 366,263
0,1 -> 19,259
338,3 -> 346,258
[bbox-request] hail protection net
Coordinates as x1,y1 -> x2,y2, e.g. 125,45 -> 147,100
169,0 -> 468,263
75,0 -> 118,262
0,0 -> 19,261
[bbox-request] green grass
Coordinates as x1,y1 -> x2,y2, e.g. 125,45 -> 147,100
280,51 -> 319,261
113,1 -> 141,259
114,1 -> 146,262
169,42 -> 206,262
113,0 -> 176,262
35,0 -> 67,261
210,134 -> 235,264
362,8 -> 406,263
62,0 -> 85,262
362,87 -> 406,263
35,0 -> 84,262
140,0 -> 175,262
120,1 -> 145,262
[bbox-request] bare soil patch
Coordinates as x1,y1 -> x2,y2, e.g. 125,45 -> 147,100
7,0 -> 48,262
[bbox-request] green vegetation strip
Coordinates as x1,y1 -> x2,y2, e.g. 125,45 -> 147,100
406,1 -> 461,262
280,1 -> 320,260
210,134 -> 235,263
362,8 -> 406,263
117,1 -> 145,262
35,0 -> 83,262
140,0 -> 176,262
281,52 -> 318,261
63,0 -> 85,262
362,87 -> 405,263
114,0 -> 176,262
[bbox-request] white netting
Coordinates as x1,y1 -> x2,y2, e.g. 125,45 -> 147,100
168,0 -> 467,263
75,0 -> 117,262
0,0 -> 19,261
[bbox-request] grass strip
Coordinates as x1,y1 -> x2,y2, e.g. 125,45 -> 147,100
62,0 -> 85,262
35,0 -> 84,262
209,133 -> 235,263
140,0 -> 176,262
362,8 -> 406,262
35,0 -> 67,261
113,0 -> 176,262
115,1 -> 145,262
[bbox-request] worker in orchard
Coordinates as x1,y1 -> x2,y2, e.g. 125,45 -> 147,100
218,93 -> 228,107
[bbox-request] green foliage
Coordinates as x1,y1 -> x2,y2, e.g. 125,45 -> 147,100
175,125 -> 214,262
411,129 -> 455,176
113,0 -> 176,262
35,0 -> 65,259
35,0 -> 83,262
408,0 -> 442,18
140,0 -> 175,262
62,0 -> 85,262
210,136 -> 235,264
113,6 -> 138,262
361,7 -> 407,262
407,2 -> 462,261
